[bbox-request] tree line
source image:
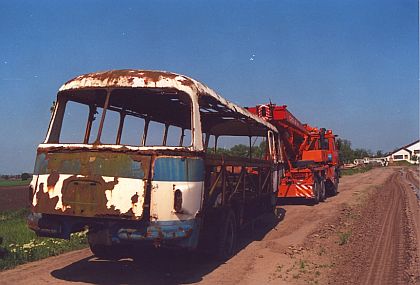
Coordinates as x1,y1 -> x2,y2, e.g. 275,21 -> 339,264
1,173 -> 32,181
208,138 -> 380,164
336,138 -> 383,164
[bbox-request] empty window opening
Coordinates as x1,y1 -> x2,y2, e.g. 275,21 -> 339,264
59,101 -> 89,143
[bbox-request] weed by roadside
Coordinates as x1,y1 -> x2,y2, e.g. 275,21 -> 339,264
338,231 -> 351,245
0,208 -> 87,270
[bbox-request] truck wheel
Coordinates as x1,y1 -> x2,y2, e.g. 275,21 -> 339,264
216,209 -> 237,260
327,175 -> 339,196
312,180 -> 320,205
334,174 -> 339,194
319,179 -> 326,202
331,181 -> 338,196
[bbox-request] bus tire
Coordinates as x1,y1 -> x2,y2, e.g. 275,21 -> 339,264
216,209 -> 237,260
88,242 -> 122,260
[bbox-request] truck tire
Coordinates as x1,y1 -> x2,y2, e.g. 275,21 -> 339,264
319,179 -> 326,202
216,209 -> 237,260
312,180 -> 320,205
334,173 -> 339,194
326,175 -> 339,196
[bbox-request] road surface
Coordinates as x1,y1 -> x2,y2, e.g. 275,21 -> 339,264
0,166 -> 419,284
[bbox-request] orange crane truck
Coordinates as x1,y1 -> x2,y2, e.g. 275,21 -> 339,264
246,104 -> 340,204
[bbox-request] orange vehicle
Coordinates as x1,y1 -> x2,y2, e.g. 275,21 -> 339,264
246,104 -> 340,203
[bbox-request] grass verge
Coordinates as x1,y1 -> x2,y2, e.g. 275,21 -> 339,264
0,180 -> 31,187
341,165 -> 373,176
0,208 -> 87,270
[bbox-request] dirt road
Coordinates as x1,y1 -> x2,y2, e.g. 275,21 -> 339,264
0,167 -> 418,285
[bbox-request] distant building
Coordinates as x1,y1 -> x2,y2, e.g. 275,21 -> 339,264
387,140 -> 420,164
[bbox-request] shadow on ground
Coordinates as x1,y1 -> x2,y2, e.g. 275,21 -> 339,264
51,210 -> 285,285
278,193 -> 339,207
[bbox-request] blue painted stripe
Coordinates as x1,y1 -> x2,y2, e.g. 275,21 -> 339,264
153,157 -> 204,182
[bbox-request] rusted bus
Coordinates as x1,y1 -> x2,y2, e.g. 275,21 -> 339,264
28,70 -> 281,259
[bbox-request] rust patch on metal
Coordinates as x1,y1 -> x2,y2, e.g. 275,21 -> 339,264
131,193 -> 139,204
47,171 -> 59,193
34,183 -> 59,213
60,69 -> 196,90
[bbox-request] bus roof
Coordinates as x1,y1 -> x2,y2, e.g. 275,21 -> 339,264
58,69 -> 278,134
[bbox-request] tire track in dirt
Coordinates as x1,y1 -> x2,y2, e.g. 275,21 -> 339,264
406,169 -> 420,189
402,168 -> 420,283
362,172 -> 405,284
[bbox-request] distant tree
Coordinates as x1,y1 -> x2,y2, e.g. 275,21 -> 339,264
21,173 -> 31,181
252,141 -> 267,159
229,144 -> 250,157
337,138 -> 354,163
376,150 -> 384,158
208,147 -> 231,156
208,140 -> 267,159
336,138 -> 373,163
353,148 -> 372,159
1,175 -> 9,180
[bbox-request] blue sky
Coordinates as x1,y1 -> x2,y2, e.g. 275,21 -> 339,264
0,0 -> 418,173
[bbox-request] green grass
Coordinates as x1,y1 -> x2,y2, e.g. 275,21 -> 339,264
391,161 -> 413,166
0,209 -> 87,270
0,180 -> 31,187
341,165 -> 373,176
299,260 -> 306,269
338,231 -> 351,245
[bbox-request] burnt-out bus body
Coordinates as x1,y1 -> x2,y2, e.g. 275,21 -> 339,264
28,70 -> 282,259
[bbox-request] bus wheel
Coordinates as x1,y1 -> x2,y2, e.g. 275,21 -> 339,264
216,209 -> 237,260
88,243 -> 122,260
88,231 -> 122,260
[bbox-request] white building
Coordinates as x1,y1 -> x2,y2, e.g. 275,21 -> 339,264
387,140 -> 420,164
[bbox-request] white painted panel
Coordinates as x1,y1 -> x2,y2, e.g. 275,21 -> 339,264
150,181 -> 203,221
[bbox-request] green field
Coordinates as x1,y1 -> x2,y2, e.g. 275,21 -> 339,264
0,180 -> 31,187
0,209 -> 87,270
